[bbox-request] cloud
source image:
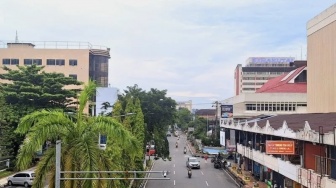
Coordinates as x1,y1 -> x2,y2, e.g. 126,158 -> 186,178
0,0 -> 335,109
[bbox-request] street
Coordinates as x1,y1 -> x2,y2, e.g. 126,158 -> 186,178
145,133 -> 238,188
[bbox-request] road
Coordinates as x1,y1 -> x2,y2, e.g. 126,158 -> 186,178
145,132 -> 238,188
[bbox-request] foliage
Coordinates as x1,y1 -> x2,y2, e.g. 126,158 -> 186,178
118,84 -> 176,158
175,108 -> 192,131
14,81 -> 140,188
0,65 -> 81,109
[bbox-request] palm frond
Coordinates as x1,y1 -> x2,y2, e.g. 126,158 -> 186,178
78,80 -> 96,119
32,148 -> 56,188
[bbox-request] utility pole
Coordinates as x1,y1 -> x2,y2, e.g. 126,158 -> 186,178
212,101 -> 220,140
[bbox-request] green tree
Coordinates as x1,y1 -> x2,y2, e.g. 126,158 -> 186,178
0,65 -> 81,109
175,108 -> 192,131
0,94 -> 17,158
14,81 -> 140,188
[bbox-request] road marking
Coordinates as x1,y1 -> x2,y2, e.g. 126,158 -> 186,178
205,181 -> 209,186
201,171 -> 204,175
174,164 -> 175,167
222,169 -> 240,187
174,180 -> 176,186
174,171 -> 175,174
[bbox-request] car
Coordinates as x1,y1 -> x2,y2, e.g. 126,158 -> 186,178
166,132 -> 172,137
7,170 -> 35,187
186,157 -> 201,169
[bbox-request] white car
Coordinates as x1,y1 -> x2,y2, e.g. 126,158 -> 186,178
186,157 -> 201,169
7,170 -> 35,187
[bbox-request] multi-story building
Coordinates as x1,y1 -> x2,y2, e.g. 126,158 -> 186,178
227,65 -> 307,120
307,4 -> 336,113
234,57 -> 302,95
220,4 -> 336,188
0,41 -> 110,113
176,100 -> 192,111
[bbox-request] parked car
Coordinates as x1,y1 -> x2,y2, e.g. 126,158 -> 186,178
7,170 -> 35,187
166,132 -> 172,137
186,157 -> 200,169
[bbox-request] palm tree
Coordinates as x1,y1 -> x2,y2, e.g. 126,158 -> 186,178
14,81 -> 140,188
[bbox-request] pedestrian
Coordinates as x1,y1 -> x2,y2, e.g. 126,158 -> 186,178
204,154 -> 208,161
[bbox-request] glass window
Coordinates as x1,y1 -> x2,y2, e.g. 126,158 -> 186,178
47,59 -> 56,65
56,59 -> 65,66
33,59 -> 42,65
2,59 -> 10,65
69,74 -> 77,80
11,59 -> 19,65
69,59 -> 77,66
24,59 -> 32,65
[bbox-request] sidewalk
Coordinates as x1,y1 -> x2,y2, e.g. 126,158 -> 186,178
226,163 -> 268,188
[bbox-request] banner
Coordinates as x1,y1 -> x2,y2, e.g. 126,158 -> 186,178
221,105 -> 233,118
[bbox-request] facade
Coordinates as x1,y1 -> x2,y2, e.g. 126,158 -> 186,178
307,4 -> 336,113
0,41 -> 110,113
228,66 -> 307,120
0,41 -> 110,87
234,57 -> 298,95
176,100 -> 192,111
220,113 -> 336,188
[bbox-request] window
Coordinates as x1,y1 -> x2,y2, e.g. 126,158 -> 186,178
69,59 -> 77,66
11,59 -> 19,65
69,74 -> 77,80
33,59 -> 42,65
56,59 -> 65,66
24,59 -> 32,65
2,59 -> 10,65
47,59 -> 56,65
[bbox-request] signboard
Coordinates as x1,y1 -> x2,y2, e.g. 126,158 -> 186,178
265,140 -> 295,155
220,128 -> 225,146
221,105 -> 233,118
249,57 -> 294,64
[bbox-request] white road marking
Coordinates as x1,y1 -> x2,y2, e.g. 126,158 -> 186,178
174,180 -> 176,186
201,171 -> 204,175
205,181 -> 209,186
174,171 -> 175,174
174,164 -> 175,167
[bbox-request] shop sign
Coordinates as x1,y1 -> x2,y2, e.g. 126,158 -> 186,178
265,140 -> 295,155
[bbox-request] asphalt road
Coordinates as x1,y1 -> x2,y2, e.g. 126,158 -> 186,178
145,132 -> 238,188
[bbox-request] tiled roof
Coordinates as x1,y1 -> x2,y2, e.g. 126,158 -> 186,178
246,113 -> 336,133
195,109 -> 216,116
256,66 -> 306,93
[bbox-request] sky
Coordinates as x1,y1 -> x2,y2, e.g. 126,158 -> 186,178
0,0 -> 335,109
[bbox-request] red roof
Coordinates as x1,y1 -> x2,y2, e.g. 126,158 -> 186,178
256,66 -> 307,93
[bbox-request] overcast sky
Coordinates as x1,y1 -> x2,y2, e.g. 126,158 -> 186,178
0,1 -> 334,109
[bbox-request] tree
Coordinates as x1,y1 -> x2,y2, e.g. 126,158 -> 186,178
175,108 -> 192,131
0,94 -> 17,158
14,81 -> 140,188
0,64 -> 81,110
119,85 -> 176,158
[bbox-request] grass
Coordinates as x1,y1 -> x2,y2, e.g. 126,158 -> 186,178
0,170 -> 13,179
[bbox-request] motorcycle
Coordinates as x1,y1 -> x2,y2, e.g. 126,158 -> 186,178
184,148 -> 187,154
188,169 -> 192,178
176,143 -> 178,148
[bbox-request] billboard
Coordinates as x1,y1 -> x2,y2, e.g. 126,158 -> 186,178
249,57 -> 295,64
265,140 -> 295,155
221,105 -> 233,118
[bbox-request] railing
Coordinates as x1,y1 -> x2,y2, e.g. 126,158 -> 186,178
0,40 -> 109,50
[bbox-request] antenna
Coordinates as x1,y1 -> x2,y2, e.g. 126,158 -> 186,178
15,31 -> 19,43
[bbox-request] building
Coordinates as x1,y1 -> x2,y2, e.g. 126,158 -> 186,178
176,100 -> 192,111
0,40 -> 110,113
220,113 -> 336,188
227,65 -> 307,120
234,57 -> 300,95
307,4 -> 336,113
0,41 -> 110,87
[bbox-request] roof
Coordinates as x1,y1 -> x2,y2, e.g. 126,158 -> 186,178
246,113 -> 336,133
195,109 -> 216,116
256,66 -> 307,93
